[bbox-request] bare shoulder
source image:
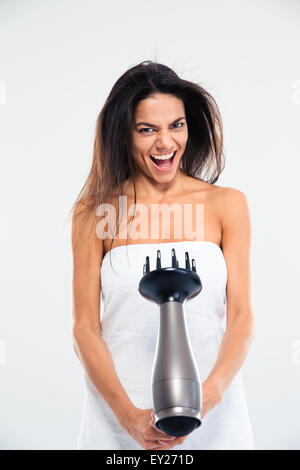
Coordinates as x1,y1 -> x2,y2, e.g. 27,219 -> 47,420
183,177 -> 249,216
200,184 -> 251,245
214,186 -> 251,254
185,176 -> 223,196
71,199 -> 103,255
214,186 -> 250,223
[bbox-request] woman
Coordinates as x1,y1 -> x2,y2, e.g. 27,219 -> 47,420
71,60 -> 255,450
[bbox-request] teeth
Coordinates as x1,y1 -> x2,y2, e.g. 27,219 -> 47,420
150,151 -> 175,160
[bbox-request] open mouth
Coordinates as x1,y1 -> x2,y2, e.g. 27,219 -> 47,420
149,150 -> 177,171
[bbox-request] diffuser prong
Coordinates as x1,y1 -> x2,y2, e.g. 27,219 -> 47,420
146,256 -> 150,274
191,259 -> 196,272
171,248 -> 177,268
185,252 -> 191,271
156,250 -> 161,269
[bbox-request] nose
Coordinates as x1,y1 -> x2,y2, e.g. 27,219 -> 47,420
155,131 -> 174,150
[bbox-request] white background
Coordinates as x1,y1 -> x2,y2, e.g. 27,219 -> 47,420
0,0 -> 299,450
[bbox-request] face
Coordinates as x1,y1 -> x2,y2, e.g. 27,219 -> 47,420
131,93 -> 188,181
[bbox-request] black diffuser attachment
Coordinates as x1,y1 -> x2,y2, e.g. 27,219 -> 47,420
138,248 -> 203,437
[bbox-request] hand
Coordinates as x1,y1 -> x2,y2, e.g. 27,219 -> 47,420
201,379 -> 224,420
125,408 -> 190,450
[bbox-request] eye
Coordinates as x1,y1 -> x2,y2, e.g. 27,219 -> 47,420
139,127 -> 154,134
138,122 -> 184,133
173,122 -> 184,129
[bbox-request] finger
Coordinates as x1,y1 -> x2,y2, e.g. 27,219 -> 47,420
152,445 -> 171,450
150,422 -> 174,437
149,416 -> 177,440
149,420 -> 160,432
150,421 -> 168,435
149,430 -> 176,442
150,422 -> 164,433
151,438 -> 183,450
158,440 -> 177,448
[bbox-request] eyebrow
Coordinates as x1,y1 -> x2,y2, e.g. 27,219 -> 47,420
135,116 -> 186,127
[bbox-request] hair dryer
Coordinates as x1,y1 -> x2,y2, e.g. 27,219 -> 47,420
138,247 -> 203,437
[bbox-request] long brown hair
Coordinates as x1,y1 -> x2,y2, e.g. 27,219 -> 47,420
70,60 -> 225,264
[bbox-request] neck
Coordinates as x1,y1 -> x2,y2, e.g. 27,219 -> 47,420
124,169 -> 187,202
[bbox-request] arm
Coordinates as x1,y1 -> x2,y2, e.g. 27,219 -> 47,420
71,202 -> 137,431
203,189 -> 255,413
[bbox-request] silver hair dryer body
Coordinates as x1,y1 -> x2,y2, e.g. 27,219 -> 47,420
138,248 -> 203,437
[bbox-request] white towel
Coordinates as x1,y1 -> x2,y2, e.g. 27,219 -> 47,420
76,241 -> 255,450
